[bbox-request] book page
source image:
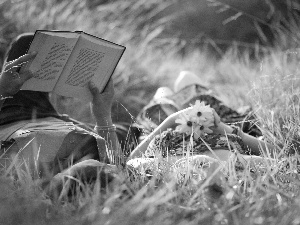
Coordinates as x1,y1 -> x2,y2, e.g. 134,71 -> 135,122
21,32 -> 78,92
54,35 -> 124,101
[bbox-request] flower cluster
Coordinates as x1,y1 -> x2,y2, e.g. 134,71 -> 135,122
175,100 -> 214,139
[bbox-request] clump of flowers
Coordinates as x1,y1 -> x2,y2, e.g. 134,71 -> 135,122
175,100 -> 214,139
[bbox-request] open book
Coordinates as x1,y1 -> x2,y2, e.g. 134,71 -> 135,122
20,30 -> 125,101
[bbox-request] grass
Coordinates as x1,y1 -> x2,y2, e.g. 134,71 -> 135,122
1,0 -> 300,224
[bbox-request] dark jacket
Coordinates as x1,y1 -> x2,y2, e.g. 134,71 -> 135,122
0,90 -> 60,125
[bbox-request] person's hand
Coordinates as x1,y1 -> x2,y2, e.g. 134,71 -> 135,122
211,108 -> 221,129
88,79 -> 115,126
210,108 -> 233,135
0,52 -> 36,98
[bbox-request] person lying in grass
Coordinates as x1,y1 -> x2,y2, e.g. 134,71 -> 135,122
135,70 -> 262,139
129,100 -> 276,159
0,33 -> 121,178
128,72 -> 279,178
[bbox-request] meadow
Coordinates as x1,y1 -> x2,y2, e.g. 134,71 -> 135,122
1,0 -> 300,224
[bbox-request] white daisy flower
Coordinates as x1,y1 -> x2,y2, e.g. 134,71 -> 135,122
175,112 -> 195,135
190,100 -> 214,124
175,100 -> 214,138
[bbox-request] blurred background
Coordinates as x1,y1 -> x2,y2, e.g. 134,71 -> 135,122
0,0 -> 299,148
